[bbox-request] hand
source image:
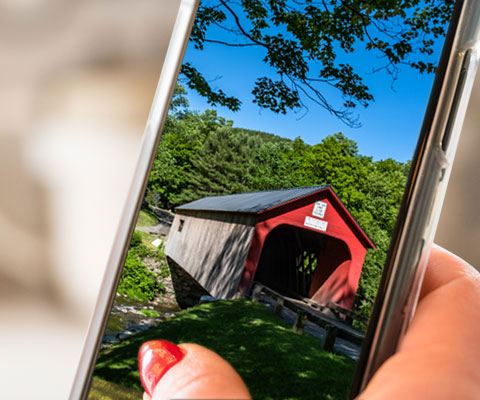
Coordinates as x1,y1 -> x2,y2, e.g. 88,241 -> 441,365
359,245 -> 480,399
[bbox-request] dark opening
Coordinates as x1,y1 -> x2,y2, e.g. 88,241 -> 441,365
178,219 -> 185,232
254,225 -> 327,298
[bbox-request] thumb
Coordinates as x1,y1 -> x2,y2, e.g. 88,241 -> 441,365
139,340 -> 251,400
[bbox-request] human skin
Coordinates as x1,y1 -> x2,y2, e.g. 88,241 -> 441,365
144,343 -> 251,400
359,245 -> 480,399
144,245 -> 480,400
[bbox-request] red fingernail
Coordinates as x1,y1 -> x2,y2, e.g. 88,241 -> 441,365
138,340 -> 185,397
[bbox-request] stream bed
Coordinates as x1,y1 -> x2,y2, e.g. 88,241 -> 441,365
102,294 -> 181,346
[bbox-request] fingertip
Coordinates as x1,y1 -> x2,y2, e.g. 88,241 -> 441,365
151,343 -> 251,400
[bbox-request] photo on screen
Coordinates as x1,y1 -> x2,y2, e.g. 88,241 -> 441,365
87,1 -> 455,399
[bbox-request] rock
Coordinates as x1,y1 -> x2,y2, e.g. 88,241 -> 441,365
199,295 -> 220,304
118,332 -> 134,340
103,335 -> 120,344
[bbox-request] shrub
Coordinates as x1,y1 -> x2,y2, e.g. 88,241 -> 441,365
130,230 -> 142,248
117,250 -> 162,302
129,231 -> 156,259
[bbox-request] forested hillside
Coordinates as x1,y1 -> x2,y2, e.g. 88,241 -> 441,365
146,86 -> 410,324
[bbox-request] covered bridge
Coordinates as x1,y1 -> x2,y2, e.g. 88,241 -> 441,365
165,186 -> 374,309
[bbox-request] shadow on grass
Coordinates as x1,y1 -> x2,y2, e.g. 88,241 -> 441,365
94,300 -> 356,400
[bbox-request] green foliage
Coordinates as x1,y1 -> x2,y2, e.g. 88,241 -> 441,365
169,83 -> 189,116
129,230 -> 142,248
117,231 -> 165,302
135,210 -> 158,227
185,0 -> 454,125
128,233 -> 154,260
147,106 -> 232,209
174,126 -> 298,204
131,230 -> 160,257
298,132 -> 369,213
117,250 -> 161,302
89,378 -> 142,400
140,309 -> 160,318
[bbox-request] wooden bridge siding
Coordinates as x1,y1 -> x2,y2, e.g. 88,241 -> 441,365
165,211 -> 256,299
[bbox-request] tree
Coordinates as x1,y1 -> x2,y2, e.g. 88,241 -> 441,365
147,103 -> 231,209
299,132 -> 369,212
174,126 -> 298,204
183,0 -> 455,125
361,158 -> 408,233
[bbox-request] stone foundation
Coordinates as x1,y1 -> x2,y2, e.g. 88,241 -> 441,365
167,257 -> 211,308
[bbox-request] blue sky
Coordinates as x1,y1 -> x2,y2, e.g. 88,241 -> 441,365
180,9 -> 446,163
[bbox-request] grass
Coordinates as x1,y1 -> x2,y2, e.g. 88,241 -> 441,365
136,210 -> 158,227
133,230 -> 159,253
88,378 -> 142,400
140,309 -> 159,318
94,300 -> 355,400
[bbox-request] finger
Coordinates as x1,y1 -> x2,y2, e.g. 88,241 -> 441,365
360,246 -> 480,400
400,245 -> 480,352
151,343 -> 251,400
419,244 -> 478,299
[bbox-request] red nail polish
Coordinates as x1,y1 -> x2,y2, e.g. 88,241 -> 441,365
138,340 -> 185,397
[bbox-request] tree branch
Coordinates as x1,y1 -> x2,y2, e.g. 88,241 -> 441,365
204,39 -> 259,47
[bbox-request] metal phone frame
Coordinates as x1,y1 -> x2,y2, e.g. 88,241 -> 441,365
351,0 -> 480,395
69,1 -> 199,398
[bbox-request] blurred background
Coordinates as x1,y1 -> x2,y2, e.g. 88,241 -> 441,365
0,0 -> 179,398
0,0 -> 478,398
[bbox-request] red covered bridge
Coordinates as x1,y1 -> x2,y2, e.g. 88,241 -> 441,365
165,186 -> 374,309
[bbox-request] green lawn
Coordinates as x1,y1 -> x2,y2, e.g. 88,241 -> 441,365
94,300 -> 355,400
133,229 -> 159,252
88,378 -> 142,400
136,210 -> 158,227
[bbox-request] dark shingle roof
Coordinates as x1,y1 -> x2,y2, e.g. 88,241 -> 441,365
176,185 -> 329,214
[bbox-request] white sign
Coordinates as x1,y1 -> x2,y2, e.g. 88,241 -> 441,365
152,238 -> 163,248
304,216 -> 328,232
312,201 -> 327,218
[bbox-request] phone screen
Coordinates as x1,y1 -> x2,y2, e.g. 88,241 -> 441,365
86,1 -> 456,399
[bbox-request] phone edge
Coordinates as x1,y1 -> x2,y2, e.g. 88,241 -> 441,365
68,1 -> 199,398
350,0 -> 480,396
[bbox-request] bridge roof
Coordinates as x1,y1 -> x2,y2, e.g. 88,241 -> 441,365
176,185 -> 330,214
176,185 -> 375,249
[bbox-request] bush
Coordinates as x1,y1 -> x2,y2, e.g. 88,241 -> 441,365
129,231 -> 156,259
117,250 -> 162,302
130,230 -> 143,248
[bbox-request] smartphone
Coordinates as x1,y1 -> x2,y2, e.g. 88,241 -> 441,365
71,1 -> 480,399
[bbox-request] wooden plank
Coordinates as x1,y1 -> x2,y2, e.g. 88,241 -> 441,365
322,324 -> 338,352
328,301 -> 368,325
293,311 -> 307,334
165,211 -> 256,298
273,297 -> 284,316
251,284 -> 263,302
251,283 -> 364,346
